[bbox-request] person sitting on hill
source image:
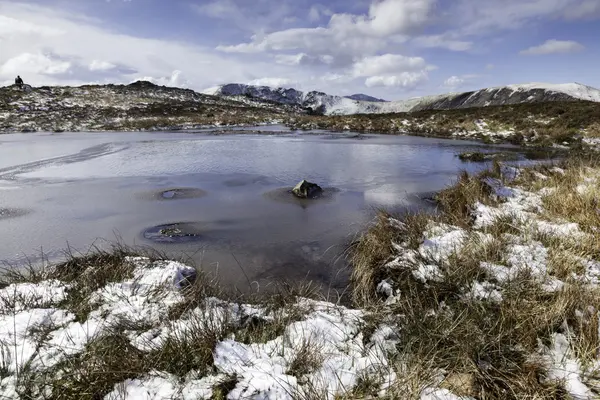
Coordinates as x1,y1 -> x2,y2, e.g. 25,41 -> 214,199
15,76 -> 24,89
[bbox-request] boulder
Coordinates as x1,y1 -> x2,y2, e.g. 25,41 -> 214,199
292,180 -> 323,199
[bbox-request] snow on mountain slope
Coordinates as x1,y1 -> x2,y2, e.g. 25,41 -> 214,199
204,82 -> 600,116
344,94 -> 387,102
504,83 -> 600,102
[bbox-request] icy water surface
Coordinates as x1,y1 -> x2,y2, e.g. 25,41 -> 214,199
0,129 -> 524,290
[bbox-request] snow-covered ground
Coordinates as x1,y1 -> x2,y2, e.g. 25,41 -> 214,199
0,257 -> 402,399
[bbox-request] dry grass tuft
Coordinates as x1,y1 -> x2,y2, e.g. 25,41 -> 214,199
350,153 -> 600,398
286,339 -> 324,379
350,212 -> 430,306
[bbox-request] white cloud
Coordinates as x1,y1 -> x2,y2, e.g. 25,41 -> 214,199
0,53 -> 72,76
194,0 -> 240,19
275,53 -> 334,66
443,76 -> 464,89
365,72 -> 428,88
352,54 -> 430,77
364,0 -> 435,36
412,34 -> 473,51
219,0 -> 436,58
0,15 -> 64,37
308,5 -> 332,22
0,2 -> 288,90
452,0 -> 600,35
562,0 -> 600,20
138,70 -> 189,87
520,39 -> 584,55
192,0 -> 295,33
442,74 -> 480,89
89,60 -> 116,72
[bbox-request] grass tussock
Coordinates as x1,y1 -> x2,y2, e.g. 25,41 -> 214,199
435,169 -> 497,226
351,153 -> 600,398
350,212 -> 430,305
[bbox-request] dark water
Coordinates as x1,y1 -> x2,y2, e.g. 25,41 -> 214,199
0,128 -> 524,291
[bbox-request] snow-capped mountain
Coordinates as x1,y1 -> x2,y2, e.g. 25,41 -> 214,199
204,82 -> 600,116
345,94 -> 387,102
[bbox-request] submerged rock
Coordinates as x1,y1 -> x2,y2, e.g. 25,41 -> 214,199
292,180 -> 323,199
144,223 -> 203,243
458,151 -> 521,162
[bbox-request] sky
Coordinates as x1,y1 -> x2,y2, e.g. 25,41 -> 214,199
0,0 -> 599,100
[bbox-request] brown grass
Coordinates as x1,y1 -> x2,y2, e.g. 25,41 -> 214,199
350,153 -> 600,398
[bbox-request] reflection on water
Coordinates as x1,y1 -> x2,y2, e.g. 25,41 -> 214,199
0,129 -> 523,290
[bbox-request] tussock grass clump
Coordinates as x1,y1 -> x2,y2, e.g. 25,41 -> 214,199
41,333 -> 148,399
286,339 -> 324,378
350,212 -> 430,305
351,154 -> 600,398
435,169 -> 497,226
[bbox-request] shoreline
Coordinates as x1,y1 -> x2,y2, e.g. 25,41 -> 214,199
2,155 -> 600,398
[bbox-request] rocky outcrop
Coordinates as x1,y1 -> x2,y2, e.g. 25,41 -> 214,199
0,81 -> 297,133
292,180 -> 323,199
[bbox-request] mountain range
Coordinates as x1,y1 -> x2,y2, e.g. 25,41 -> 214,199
203,82 -> 600,116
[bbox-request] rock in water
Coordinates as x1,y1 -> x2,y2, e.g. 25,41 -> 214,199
292,180 -> 323,199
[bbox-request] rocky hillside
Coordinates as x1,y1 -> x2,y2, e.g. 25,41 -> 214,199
206,82 -> 600,116
287,100 -> 600,146
0,81 -> 297,133
342,93 -> 386,102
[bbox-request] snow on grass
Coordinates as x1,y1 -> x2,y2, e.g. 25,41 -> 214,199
0,280 -> 70,312
462,281 -> 503,302
421,387 -> 470,400
538,333 -> 596,400
0,308 -> 74,374
0,256 -> 402,399
213,300 -> 398,399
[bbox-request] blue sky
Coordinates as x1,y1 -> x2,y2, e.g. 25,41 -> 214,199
0,0 -> 599,100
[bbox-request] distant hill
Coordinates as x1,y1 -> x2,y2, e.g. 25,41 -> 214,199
204,82 -> 600,116
344,94 -> 387,102
0,81 -> 296,133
